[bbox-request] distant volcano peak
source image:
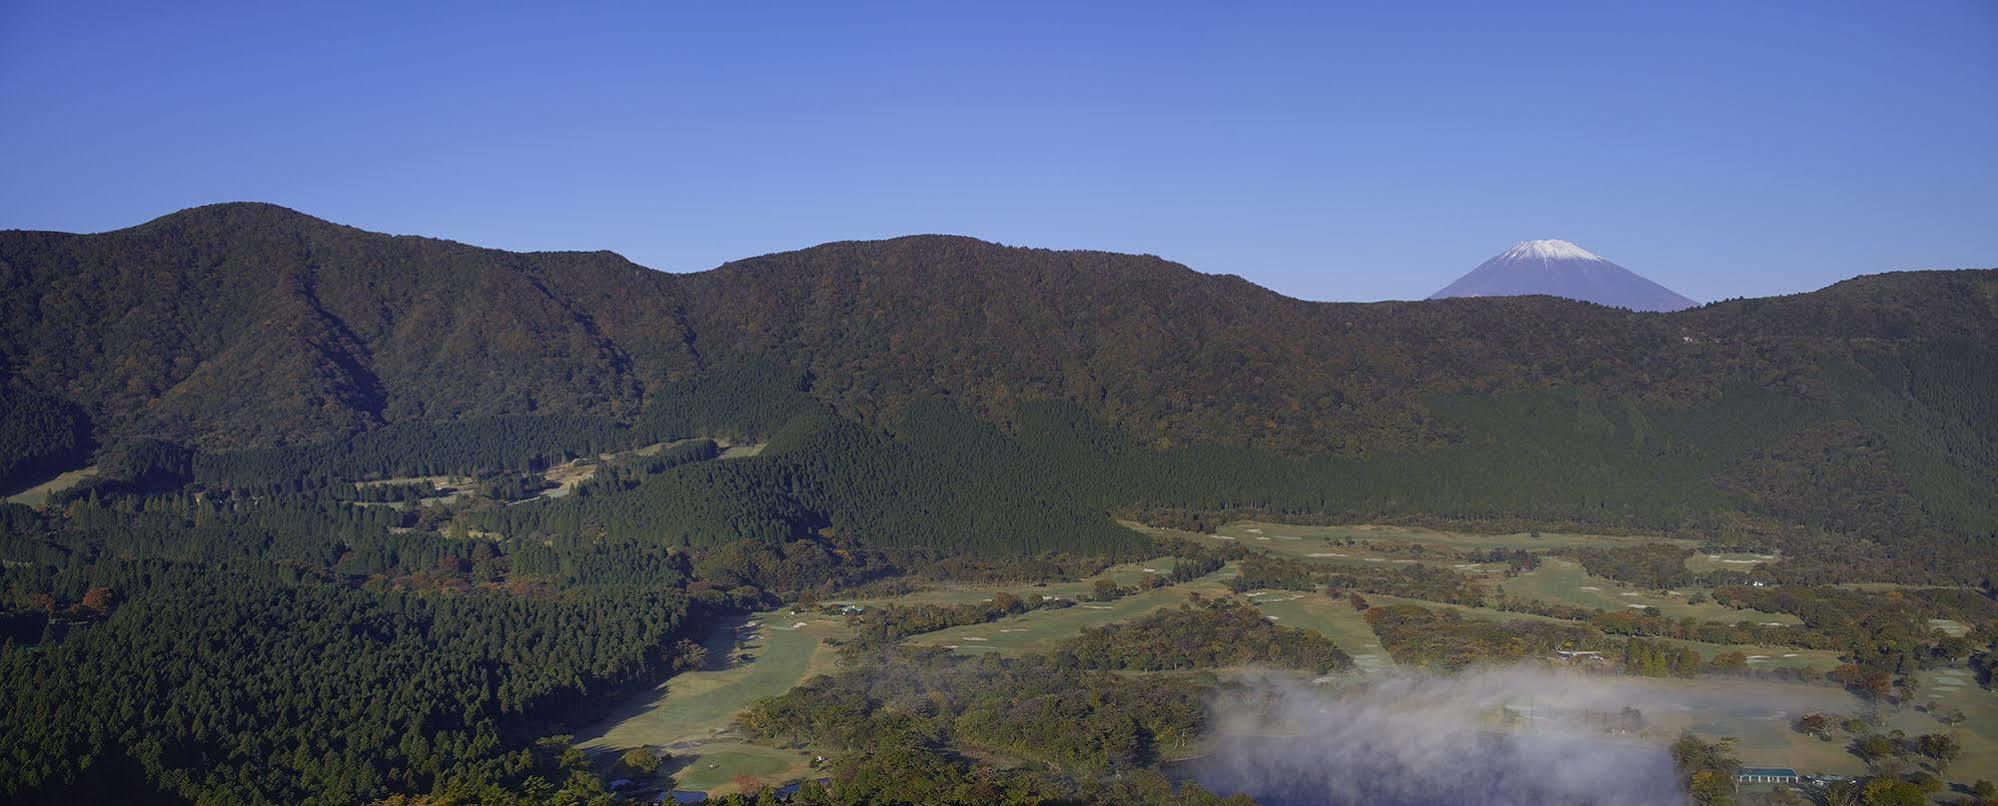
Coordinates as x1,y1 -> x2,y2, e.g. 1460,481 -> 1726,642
1499,239 -> 1605,263
1431,239 -> 1697,312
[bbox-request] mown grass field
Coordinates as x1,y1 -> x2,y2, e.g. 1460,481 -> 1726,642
576,609 -> 845,793
4,465 -> 96,507
1503,557 -> 1800,625
845,556 -> 1185,610
1211,521 -> 1686,552
1361,594 -> 1843,673
1629,675 -> 1993,777
664,742 -> 814,796
1683,550 -> 1780,574
1241,590 -> 1391,671
1916,667 -> 1998,777
902,561 -> 1228,655
581,520 -> 1978,794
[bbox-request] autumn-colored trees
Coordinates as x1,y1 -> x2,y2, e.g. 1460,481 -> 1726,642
1365,604 -> 1604,670
744,639 -> 1230,788
1052,600 -> 1352,675
77,587 -> 113,615
621,747 -> 664,776
1670,733 -> 1741,806
1795,712 -> 1835,739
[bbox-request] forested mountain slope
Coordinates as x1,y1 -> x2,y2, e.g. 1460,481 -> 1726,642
0,203 -> 699,448
2,203 -> 1994,574
8,204 -> 1993,457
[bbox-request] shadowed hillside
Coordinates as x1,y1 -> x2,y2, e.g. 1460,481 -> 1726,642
3,204 -> 1994,576
0,203 -> 699,448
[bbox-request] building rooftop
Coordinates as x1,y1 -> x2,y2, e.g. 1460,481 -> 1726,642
1739,768 -> 1798,777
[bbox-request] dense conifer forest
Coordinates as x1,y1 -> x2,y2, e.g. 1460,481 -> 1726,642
2,205 -> 1996,802
3,205 -> 1995,580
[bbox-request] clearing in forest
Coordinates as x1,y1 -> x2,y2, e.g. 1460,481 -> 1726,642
1683,551 -> 1780,574
1244,592 -> 1392,671
843,556 -> 1186,610
1629,675 -> 1982,778
5,465 -> 97,507
1364,594 -> 1841,673
1211,521 -> 1686,552
900,562 -> 1230,655
575,609 -> 843,791
661,742 -> 814,797
1503,559 -> 1800,625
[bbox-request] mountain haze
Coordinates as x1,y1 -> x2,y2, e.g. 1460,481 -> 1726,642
1432,239 -> 1699,312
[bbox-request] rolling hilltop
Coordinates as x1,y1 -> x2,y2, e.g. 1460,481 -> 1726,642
2,203 -> 1996,578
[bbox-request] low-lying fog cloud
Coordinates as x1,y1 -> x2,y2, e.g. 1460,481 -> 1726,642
1187,666 -> 1691,806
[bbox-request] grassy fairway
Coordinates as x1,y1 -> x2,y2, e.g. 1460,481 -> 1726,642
566,521 -> 1978,794
575,609 -> 844,792
1212,521 -> 1686,552
1683,551 -> 1780,574
1503,557 -> 1800,625
1915,667 -> 1998,777
579,611 -> 844,750
1242,590 -> 1391,671
1180,522 -> 1698,576
666,742 -> 815,795
1624,677 -> 1880,775
904,583 -> 1198,655
845,556 -> 1186,610
901,561 -> 1231,655
1365,594 -> 1843,673
1628,675 -> 1992,779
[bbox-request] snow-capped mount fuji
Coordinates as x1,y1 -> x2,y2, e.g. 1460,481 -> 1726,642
1431,239 -> 1698,312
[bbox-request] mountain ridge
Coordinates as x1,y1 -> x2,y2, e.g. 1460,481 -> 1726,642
3,203 -> 1994,456
3,202 -> 1995,580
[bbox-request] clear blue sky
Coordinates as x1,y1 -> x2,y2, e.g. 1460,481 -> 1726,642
3,1 -> 1994,302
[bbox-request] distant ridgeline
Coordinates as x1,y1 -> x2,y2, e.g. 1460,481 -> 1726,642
0,203 -> 1994,580
1,204 -> 1997,804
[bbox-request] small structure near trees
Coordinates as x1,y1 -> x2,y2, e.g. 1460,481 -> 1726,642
1736,767 -> 1798,784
